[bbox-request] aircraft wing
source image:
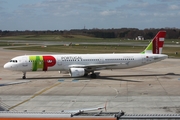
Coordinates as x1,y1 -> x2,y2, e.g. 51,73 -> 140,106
68,62 -> 129,69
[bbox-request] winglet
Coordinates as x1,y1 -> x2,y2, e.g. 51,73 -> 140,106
141,31 -> 166,54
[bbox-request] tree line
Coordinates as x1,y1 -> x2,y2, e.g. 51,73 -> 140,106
0,28 -> 180,39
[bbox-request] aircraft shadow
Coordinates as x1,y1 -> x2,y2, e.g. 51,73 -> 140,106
17,76 -> 72,80
97,76 -> 141,82
98,73 -> 180,82
17,73 -> 179,82
101,73 -> 180,78
20,76 -> 141,83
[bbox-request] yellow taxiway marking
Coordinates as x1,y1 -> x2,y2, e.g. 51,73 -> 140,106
8,82 -> 61,110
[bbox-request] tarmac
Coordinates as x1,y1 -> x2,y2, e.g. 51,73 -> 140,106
0,47 -> 180,114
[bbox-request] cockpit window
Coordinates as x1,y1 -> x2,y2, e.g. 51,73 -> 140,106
10,60 -> 18,63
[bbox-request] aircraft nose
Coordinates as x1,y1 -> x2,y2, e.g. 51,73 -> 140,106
4,63 -> 11,69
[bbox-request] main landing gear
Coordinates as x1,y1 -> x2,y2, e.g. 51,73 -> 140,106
84,70 -> 97,79
84,72 -> 97,79
89,71 -> 98,79
84,73 -> 88,77
22,72 -> 26,79
90,73 -> 97,79
84,71 -> 100,79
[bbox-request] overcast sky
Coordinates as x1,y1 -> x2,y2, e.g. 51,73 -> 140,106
0,0 -> 180,30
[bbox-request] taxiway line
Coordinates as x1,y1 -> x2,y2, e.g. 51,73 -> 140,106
8,82 -> 61,110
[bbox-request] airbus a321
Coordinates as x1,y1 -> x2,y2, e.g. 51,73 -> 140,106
4,31 -> 167,79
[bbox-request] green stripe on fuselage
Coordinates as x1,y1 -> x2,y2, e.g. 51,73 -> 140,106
29,56 -> 43,71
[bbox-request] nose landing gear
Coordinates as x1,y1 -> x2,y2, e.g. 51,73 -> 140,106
22,72 -> 26,79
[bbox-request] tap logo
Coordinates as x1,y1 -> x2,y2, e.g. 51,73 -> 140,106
29,55 -> 56,71
47,60 -> 52,63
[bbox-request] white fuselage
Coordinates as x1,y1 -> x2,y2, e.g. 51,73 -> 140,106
4,53 -> 168,72
3,31 -> 167,78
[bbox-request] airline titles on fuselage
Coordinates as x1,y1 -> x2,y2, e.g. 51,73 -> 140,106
61,56 -> 82,61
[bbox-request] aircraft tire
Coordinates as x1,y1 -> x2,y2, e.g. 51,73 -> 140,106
90,73 -> 97,79
84,73 -> 88,77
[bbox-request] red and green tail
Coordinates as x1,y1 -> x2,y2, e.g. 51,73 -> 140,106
141,31 -> 166,54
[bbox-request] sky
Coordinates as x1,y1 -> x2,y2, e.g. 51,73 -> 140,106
0,0 -> 180,30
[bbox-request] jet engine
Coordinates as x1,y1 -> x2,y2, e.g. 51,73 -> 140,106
69,68 -> 85,77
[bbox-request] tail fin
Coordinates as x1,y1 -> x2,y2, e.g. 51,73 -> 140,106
141,31 -> 166,54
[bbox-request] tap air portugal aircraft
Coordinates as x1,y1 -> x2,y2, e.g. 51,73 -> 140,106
4,31 -> 167,79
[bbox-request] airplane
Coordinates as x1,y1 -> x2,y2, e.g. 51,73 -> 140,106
4,31 -> 167,79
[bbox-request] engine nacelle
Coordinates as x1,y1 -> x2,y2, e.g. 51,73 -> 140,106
69,68 -> 85,77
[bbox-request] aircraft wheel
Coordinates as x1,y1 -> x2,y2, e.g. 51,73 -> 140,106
84,73 -> 88,77
90,73 -> 97,79
22,72 -> 26,79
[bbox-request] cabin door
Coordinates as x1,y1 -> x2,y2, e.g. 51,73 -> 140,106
58,57 -> 62,66
99,58 -> 104,64
22,57 -> 28,67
